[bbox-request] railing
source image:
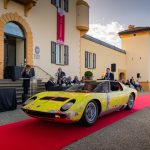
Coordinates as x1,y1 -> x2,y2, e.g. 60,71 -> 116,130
33,65 -> 52,82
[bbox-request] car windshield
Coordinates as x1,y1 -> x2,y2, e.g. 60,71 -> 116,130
65,81 -> 105,93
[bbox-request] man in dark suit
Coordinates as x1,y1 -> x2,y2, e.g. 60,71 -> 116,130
104,68 -> 114,80
45,77 -> 56,90
21,65 -> 32,103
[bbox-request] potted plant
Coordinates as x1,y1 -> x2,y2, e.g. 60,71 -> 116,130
84,71 -> 93,80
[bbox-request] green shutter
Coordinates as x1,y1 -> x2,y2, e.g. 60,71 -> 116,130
59,0 -> 61,8
93,53 -> 96,69
64,0 -> 69,12
85,51 -> 88,68
64,45 -> 69,65
59,45 -> 61,64
51,41 -> 56,64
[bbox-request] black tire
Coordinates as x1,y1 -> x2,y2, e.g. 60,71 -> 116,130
80,100 -> 98,126
126,94 -> 135,110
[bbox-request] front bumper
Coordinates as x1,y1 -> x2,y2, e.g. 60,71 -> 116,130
22,108 -> 78,123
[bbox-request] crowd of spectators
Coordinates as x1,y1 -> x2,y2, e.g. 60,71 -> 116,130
45,67 -> 83,90
120,77 -> 143,91
45,67 -> 143,92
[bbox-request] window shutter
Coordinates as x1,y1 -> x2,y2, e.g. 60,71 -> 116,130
58,45 -> 61,64
85,51 -> 88,68
51,41 -> 56,64
64,0 -> 69,12
54,0 -> 60,7
88,53 -> 90,68
64,45 -> 69,65
59,0 -> 61,8
51,0 -> 56,6
93,53 -> 96,69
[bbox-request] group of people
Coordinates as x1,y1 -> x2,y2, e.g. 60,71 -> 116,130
45,67 -> 114,90
55,68 -> 81,85
121,77 -> 143,91
103,68 -> 143,91
45,68 -> 81,90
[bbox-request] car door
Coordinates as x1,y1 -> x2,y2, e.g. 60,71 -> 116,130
108,81 -> 127,109
93,81 -> 110,112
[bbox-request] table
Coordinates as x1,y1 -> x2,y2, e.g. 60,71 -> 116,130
4,66 -> 24,81
0,88 -> 17,112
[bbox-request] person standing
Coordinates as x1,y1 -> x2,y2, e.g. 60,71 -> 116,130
21,65 -> 32,103
55,67 -> 66,86
104,68 -> 114,80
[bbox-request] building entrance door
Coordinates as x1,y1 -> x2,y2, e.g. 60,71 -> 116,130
4,22 -> 26,79
4,36 -> 16,67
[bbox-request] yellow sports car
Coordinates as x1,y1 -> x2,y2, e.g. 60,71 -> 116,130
22,80 -> 137,126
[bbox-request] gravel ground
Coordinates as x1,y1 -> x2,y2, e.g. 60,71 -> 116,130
0,105 -> 30,126
64,107 -> 150,150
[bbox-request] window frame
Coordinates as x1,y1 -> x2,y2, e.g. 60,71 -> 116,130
85,51 -> 96,69
51,41 -> 69,65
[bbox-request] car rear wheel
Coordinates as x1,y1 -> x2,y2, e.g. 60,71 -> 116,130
80,100 -> 98,126
126,94 -> 135,110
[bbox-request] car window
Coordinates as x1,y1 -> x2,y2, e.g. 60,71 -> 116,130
110,82 -> 123,92
93,82 -> 109,93
65,82 -> 98,92
65,84 -> 84,92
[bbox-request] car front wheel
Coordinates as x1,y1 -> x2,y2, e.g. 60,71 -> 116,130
126,94 -> 135,110
80,100 -> 98,126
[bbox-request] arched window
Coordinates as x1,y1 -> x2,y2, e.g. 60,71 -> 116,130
4,22 -> 25,38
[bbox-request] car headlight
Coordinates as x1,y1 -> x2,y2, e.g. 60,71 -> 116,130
60,99 -> 76,112
24,96 -> 37,105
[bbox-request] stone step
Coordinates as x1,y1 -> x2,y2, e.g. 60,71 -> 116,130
0,79 -> 22,83
0,79 -> 46,104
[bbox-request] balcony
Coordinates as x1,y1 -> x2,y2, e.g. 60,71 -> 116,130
76,0 -> 89,36
4,0 -> 38,16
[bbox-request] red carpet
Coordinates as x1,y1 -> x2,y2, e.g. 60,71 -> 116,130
0,95 -> 150,150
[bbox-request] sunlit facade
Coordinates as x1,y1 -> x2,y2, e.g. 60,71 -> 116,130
0,0 -> 89,80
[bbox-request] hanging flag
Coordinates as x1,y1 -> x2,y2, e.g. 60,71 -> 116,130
57,8 -> 65,44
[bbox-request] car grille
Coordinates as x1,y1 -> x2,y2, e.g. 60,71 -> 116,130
22,109 -> 67,119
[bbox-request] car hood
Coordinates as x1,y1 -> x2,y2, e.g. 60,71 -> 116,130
23,91 -> 92,112
36,91 -> 92,100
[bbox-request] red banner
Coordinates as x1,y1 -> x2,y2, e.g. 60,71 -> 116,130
57,8 -> 65,44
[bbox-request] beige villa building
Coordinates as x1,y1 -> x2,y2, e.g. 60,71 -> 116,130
119,26 -> 150,90
80,34 -> 127,80
0,0 -> 150,90
0,0 -> 89,80
81,26 -> 150,90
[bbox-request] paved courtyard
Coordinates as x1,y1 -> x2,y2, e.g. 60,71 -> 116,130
64,106 -> 150,150
0,105 -> 29,126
